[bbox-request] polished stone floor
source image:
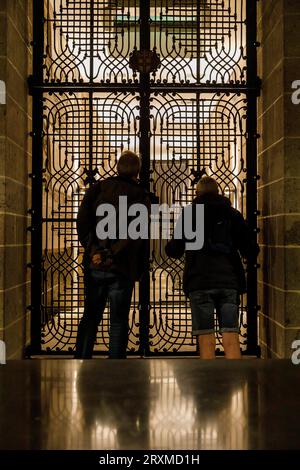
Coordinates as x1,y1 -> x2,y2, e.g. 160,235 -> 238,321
0,359 -> 299,450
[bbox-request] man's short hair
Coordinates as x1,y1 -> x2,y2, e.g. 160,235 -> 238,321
117,150 -> 141,179
196,176 -> 219,196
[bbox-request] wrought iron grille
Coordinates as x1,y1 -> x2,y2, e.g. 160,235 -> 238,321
29,0 -> 260,356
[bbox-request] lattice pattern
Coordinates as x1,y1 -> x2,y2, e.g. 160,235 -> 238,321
151,0 -> 247,84
44,0 -> 140,83
41,92 -> 140,352
41,90 -> 248,353
32,0 -> 257,355
149,92 -> 248,352
43,0 -> 246,85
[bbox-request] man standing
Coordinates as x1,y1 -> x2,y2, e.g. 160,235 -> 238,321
166,176 -> 259,359
75,151 -> 150,359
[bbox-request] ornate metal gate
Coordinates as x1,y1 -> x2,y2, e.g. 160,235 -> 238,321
28,0 -> 260,356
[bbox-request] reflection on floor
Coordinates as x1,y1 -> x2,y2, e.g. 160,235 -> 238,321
0,359 -> 299,450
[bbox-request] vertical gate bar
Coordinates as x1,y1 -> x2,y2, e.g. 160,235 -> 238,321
29,0 -> 45,355
196,93 -> 201,174
196,0 -> 201,355
196,0 -> 200,171
246,0 -> 260,356
139,0 -> 151,356
89,0 -> 95,181
196,0 -> 201,84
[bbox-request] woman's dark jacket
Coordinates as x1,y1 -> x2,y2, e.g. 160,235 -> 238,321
165,194 -> 259,295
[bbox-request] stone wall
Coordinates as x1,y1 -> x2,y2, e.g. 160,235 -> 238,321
0,0 -> 32,359
258,0 -> 300,358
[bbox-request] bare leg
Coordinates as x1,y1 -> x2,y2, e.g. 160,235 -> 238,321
222,332 -> 241,359
198,334 -> 216,359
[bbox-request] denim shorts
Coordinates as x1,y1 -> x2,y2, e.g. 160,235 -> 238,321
189,288 -> 240,336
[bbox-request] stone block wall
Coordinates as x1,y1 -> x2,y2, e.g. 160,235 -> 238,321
258,0 -> 300,358
0,0 -> 32,358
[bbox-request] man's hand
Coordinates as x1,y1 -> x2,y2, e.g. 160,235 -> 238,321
92,253 -> 102,265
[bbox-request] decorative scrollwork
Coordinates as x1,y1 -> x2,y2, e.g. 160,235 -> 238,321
36,1 -> 255,355
149,92 -> 248,352
43,0 -> 247,85
41,92 -> 140,352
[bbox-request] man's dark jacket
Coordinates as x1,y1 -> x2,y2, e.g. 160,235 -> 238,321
77,176 -> 150,281
165,193 -> 259,295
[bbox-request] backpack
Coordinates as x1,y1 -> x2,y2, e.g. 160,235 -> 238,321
206,216 -> 233,255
